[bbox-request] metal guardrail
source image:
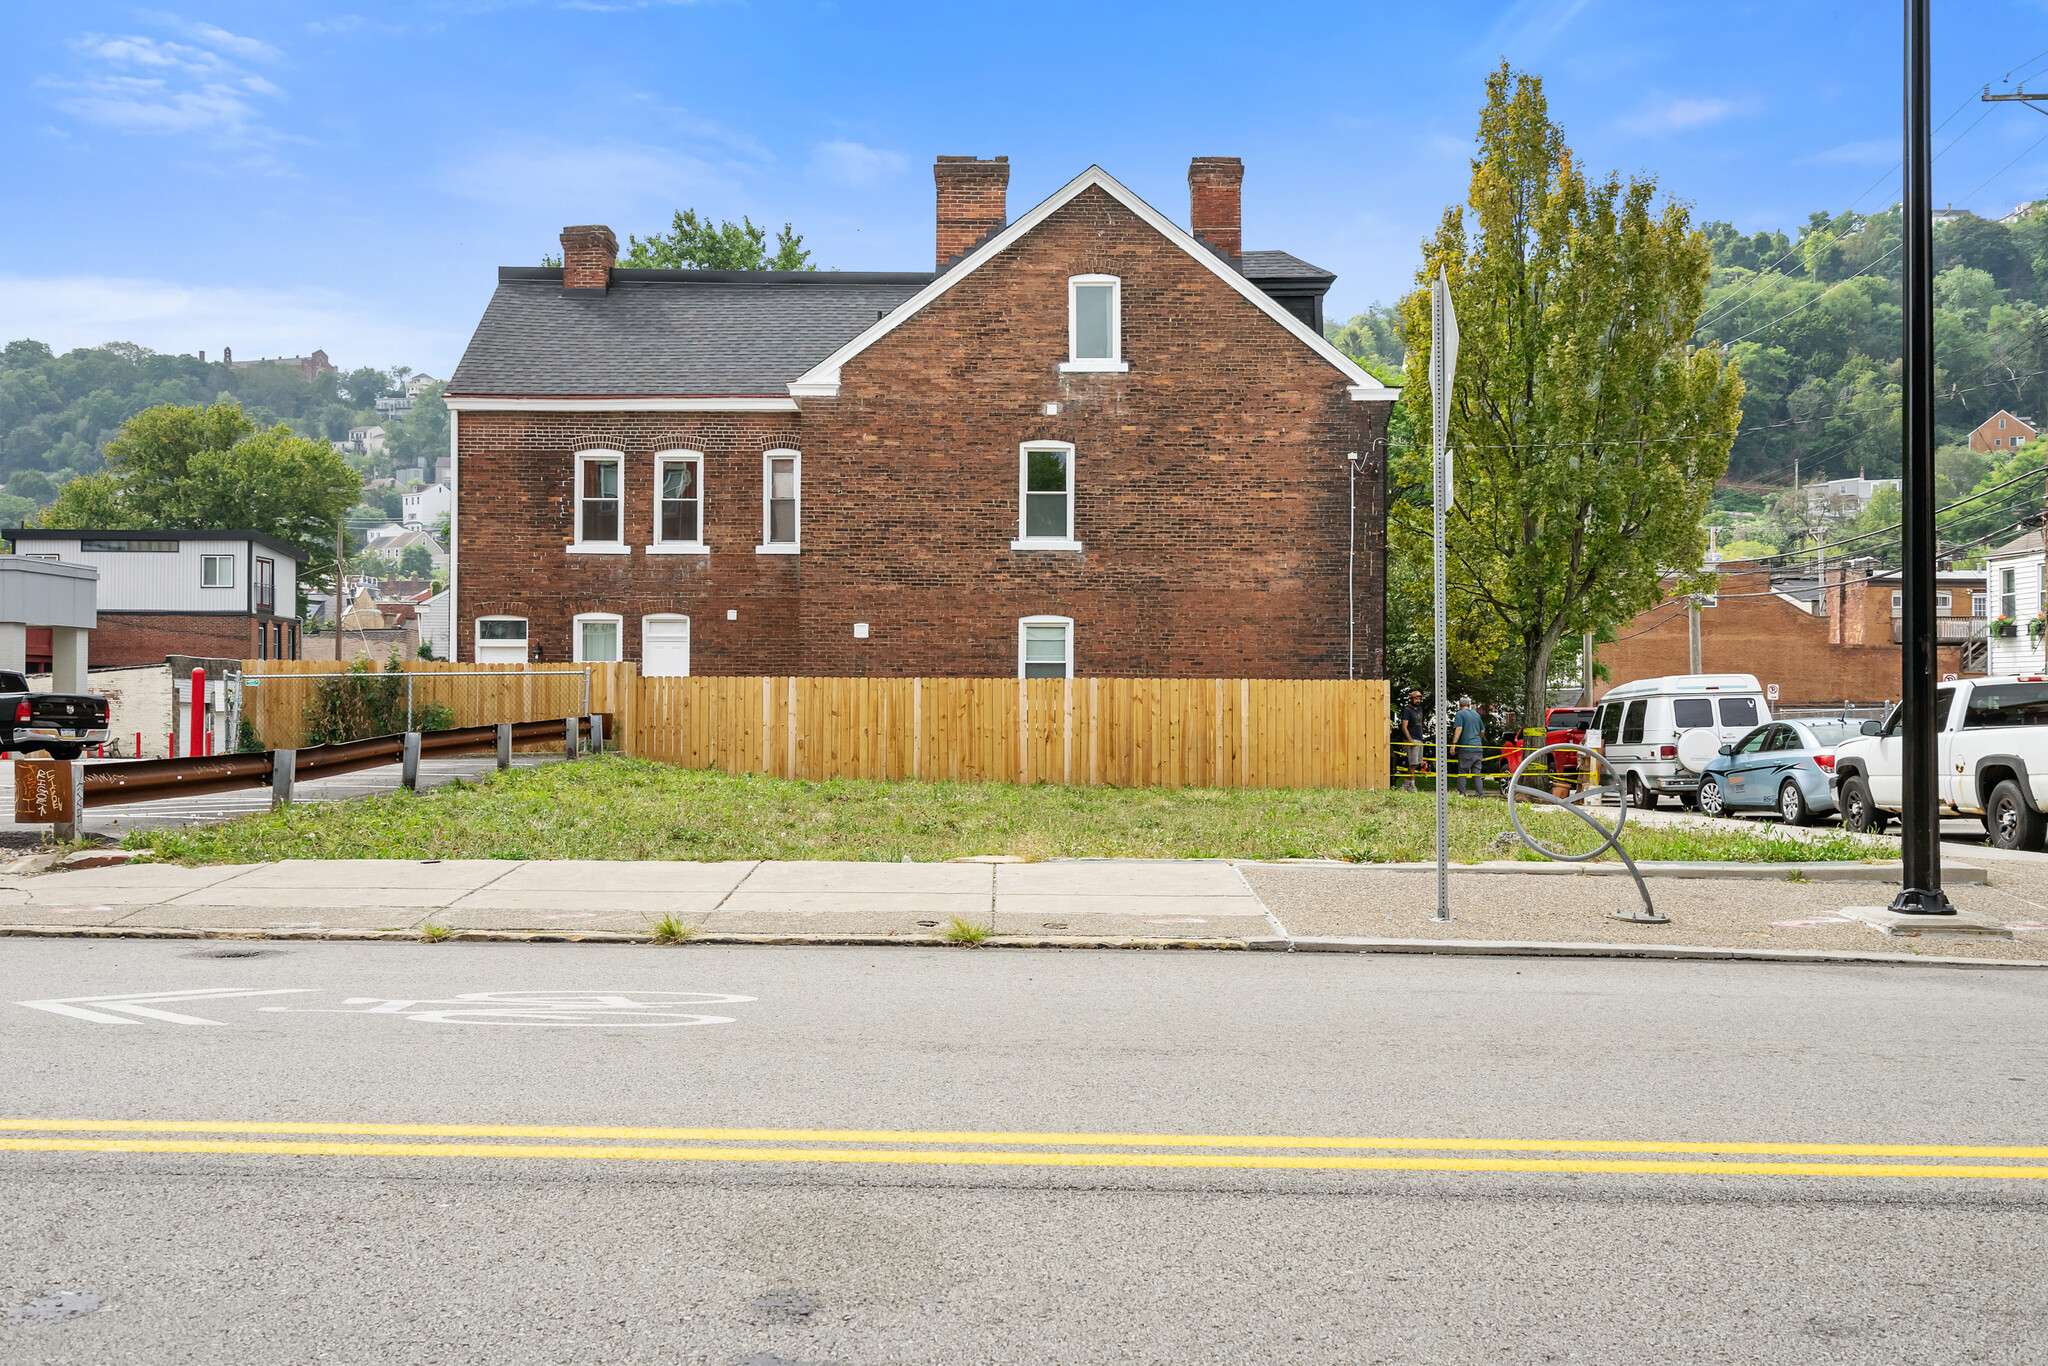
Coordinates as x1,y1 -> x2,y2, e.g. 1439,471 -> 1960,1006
78,716 -> 608,810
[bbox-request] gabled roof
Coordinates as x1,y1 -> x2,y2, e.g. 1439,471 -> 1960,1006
1241,250 -> 1336,284
788,166 -> 1401,404
446,269 -> 933,402
1987,528 -> 2046,559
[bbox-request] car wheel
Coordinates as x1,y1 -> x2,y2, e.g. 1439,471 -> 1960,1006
1838,775 -> 1884,833
1778,779 -> 1813,827
40,745 -> 82,761
1697,775 -> 1727,817
1628,774 -> 1658,810
1986,779 -> 2047,851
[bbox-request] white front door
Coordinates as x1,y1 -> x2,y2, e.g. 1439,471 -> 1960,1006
642,616 -> 690,678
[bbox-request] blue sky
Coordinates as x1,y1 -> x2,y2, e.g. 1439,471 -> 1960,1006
5,1 -> 2048,380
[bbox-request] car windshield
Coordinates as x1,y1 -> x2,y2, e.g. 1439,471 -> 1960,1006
1548,710 -> 1591,730
1800,720 -> 1860,747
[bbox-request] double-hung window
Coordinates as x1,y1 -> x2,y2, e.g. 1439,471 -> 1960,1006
1019,616 -> 1075,680
573,451 -> 626,552
649,451 -> 706,554
1013,442 -> 1080,551
758,450 -> 800,554
2003,567 -> 2019,621
254,557 -> 275,614
1059,275 -> 1127,373
201,554 -> 235,588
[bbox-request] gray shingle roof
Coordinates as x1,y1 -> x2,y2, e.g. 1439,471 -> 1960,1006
448,268 -> 934,397
1241,250 -> 1336,282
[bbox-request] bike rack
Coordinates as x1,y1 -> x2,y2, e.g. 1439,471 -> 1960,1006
1506,742 -> 1667,925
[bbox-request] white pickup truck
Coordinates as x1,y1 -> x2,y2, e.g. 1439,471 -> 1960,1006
1831,674 -> 2048,849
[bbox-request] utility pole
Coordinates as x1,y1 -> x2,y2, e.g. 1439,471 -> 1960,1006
1895,0 -> 1954,915
1429,268 -> 1460,926
1688,600 -> 1703,675
1582,630 -> 1596,704
335,517 -> 346,662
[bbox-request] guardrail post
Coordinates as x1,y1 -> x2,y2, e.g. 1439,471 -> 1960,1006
53,761 -> 84,844
588,712 -> 604,755
564,716 -> 578,762
271,749 -> 296,808
402,732 -> 421,791
496,723 -> 512,771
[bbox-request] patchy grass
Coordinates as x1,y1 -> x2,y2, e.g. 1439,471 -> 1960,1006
122,756 -> 1893,866
940,917 -> 992,945
649,914 -> 696,945
418,922 -> 454,942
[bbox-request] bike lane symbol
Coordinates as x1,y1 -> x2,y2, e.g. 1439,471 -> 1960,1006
260,990 -> 756,1027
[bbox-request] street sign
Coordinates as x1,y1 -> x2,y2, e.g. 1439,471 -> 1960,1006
14,760 -> 77,825
1766,683 -> 1780,702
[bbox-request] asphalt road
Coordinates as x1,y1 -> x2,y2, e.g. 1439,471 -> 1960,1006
3,941 -> 2046,1364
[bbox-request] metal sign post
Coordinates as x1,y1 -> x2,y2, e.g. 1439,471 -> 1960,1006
1430,268 -> 1460,924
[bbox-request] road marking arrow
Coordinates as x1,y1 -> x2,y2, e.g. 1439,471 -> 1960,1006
19,988 -> 316,1026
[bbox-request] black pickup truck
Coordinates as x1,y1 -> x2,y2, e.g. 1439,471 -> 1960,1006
0,672 -> 111,759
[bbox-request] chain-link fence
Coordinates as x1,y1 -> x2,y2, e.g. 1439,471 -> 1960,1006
237,666 -> 592,751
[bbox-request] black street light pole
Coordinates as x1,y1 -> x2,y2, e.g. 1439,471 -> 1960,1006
1894,0 -> 1956,915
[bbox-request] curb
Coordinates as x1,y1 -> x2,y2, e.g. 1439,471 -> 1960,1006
1240,859 -> 1989,884
0,923 -> 2039,967
1284,935 -> 2048,969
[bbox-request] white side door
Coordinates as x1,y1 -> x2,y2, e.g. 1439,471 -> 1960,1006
642,615 -> 691,678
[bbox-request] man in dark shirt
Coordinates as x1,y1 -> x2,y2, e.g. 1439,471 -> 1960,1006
1397,690 -> 1427,791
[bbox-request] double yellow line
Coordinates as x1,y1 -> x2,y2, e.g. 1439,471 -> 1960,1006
3,1119 -> 2045,1179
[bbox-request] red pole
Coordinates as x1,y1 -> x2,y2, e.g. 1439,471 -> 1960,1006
189,667 -> 204,758
135,732 -> 141,758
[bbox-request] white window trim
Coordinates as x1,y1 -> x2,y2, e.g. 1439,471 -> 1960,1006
570,449 -> 628,554
1012,441 -> 1083,552
756,448 -> 801,554
1059,274 -> 1129,374
474,615 -> 529,661
1017,614 -> 1076,680
201,554 -> 235,588
640,613 -> 691,677
572,611 -> 625,664
647,450 -> 709,555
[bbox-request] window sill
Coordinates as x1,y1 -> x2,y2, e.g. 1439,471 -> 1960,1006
755,544 -> 801,556
1057,359 -> 1129,374
1011,538 -> 1084,552
567,543 -> 630,555
645,544 -> 710,556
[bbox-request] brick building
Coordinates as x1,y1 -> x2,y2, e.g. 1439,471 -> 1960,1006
1969,409 -> 2038,452
1595,560 -> 1977,707
4,529 -> 305,665
443,157 -> 1400,677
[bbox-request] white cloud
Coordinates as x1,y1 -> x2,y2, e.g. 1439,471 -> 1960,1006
810,140 -> 907,187
0,275 -> 469,380
50,23 -> 286,142
443,142 -> 733,212
1614,94 -> 1746,136
1803,139 -> 1895,166
1477,0 -> 1596,56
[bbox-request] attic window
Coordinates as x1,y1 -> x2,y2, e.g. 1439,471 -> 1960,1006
1059,275 -> 1129,374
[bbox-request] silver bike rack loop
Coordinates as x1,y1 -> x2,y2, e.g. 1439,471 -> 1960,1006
1506,741 -> 1667,925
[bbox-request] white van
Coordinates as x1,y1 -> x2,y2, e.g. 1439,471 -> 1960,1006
1589,673 -> 1773,809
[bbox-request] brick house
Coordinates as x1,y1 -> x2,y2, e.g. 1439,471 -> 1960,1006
444,157 -> 1400,677
1969,409 -> 2038,452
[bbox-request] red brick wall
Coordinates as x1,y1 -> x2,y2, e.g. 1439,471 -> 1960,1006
1597,569 -> 1960,705
455,186 -> 1388,678
91,614 -> 299,668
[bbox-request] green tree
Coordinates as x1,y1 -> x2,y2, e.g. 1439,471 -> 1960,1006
32,399 -> 361,591
1325,304 -> 1405,373
615,210 -> 815,270
1398,64 -> 1744,725
383,382 -> 447,476
399,543 -> 433,576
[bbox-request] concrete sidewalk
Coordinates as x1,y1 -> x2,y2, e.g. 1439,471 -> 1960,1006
4,855 -> 2048,964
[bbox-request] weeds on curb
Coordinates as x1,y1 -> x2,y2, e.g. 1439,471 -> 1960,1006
1784,868 -> 1811,883
418,922 -> 454,942
941,918 -> 992,946
650,914 -> 697,944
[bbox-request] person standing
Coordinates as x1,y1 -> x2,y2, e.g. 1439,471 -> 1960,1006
1397,689 -> 1428,792
1453,695 -> 1486,796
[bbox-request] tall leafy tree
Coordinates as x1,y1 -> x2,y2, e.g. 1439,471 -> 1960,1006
1398,64 -> 1744,724
614,210 -> 814,271
31,399 -> 361,591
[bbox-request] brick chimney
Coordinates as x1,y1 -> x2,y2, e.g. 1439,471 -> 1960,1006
934,156 -> 1009,269
1188,157 -> 1244,265
560,224 -> 618,293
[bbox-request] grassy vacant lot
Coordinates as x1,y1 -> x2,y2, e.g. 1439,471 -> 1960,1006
126,756 -> 1891,866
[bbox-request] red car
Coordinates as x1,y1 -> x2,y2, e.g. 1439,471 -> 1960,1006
1543,707 -> 1594,773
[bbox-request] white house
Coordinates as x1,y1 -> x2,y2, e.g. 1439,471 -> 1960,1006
1981,528 -> 2046,674
401,483 -> 451,531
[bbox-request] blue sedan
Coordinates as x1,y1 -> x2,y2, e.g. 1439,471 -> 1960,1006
1695,720 -> 1864,825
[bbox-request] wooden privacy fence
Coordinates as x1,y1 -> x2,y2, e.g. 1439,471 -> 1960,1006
238,665 -> 1389,789
634,677 -> 1391,789
237,660 -> 637,751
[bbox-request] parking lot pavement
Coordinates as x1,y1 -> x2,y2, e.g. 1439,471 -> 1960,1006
0,754 -> 561,846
